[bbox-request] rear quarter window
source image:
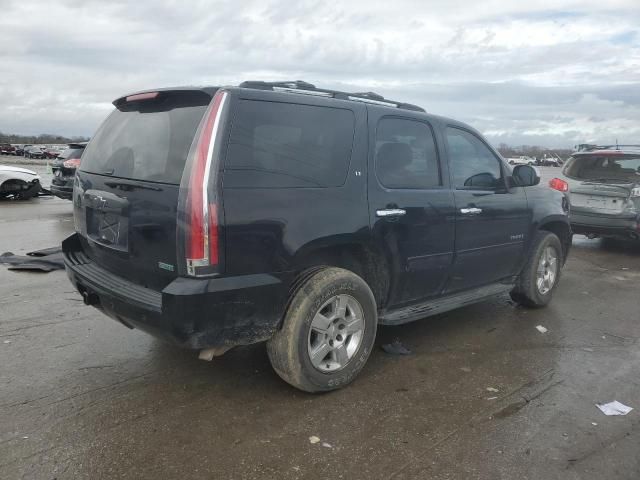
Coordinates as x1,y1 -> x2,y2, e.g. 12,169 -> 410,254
224,100 -> 355,188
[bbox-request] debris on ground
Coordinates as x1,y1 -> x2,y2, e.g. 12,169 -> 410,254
460,366 -> 472,373
596,401 -> 633,416
309,436 -> 320,444
0,247 -> 64,272
486,387 -> 499,393
321,442 -> 332,449
487,397 -> 498,400
535,325 -> 548,334
381,340 -> 412,356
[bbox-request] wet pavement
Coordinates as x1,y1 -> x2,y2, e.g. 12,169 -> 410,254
1,173 -> 639,479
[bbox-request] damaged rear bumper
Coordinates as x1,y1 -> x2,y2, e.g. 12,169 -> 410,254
62,233 -> 288,349
570,209 -> 640,240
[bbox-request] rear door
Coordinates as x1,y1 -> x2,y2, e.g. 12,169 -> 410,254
73,89 -> 212,290
368,111 -> 456,307
444,126 -> 530,293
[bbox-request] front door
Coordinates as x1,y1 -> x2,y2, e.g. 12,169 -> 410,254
368,113 -> 456,307
444,126 -> 530,293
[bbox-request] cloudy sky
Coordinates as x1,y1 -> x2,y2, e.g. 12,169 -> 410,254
0,0 -> 638,147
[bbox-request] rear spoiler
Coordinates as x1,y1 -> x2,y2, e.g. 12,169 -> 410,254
112,87 -> 219,108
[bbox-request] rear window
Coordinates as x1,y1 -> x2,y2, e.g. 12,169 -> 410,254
80,93 -> 209,184
59,147 -> 84,160
564,155 -> 640,182
224,100 -> 355,188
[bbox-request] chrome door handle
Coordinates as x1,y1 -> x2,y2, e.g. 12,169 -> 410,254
376,208 -> 406,217
460,207 -> 482,214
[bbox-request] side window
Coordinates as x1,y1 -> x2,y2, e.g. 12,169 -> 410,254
446,127 -> 502,190
224,100 -> 355,188
375,118 -> 440,189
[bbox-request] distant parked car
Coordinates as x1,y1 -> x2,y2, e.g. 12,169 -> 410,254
44,147 -> 64,159
507,156 -> 536,166
0,143 -> 15,155
550,145 -> 640,240
25,146 -> 45,159
0,165 -> 41,200
15,144 -> 32,156
50,143 -> 86,200
537,154 -> 562,167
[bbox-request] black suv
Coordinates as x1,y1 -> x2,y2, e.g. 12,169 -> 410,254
63,81 -> 571,392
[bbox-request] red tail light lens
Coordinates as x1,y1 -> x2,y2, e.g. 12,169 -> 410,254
185,90 -> 228,276
63,158 -> 81,169
549,178 -> 569,192
125,92 -> 159,102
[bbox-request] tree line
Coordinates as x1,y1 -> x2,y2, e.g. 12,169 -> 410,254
496,143 -> 573,159
0,132 -> 90,145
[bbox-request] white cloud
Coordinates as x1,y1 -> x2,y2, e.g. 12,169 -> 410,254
0,0 -> 638,147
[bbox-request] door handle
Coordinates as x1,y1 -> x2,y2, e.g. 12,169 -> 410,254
460,207 -> 482,214
376,208 -> 406,217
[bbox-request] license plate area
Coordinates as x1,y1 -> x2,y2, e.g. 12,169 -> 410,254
87,209 -> 129,251
84,190 -> 130,252
571,193 -> 624,212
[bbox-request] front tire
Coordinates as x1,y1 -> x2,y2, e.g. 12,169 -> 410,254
511,231 -> 563,308
267,267 -> 377,392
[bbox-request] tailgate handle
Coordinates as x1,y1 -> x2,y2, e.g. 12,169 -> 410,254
460,207 -> 482,215
376,208 -> 406,217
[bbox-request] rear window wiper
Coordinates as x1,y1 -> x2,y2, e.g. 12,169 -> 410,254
104,180 -> 163,191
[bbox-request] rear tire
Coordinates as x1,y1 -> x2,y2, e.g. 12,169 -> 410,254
511,231 -> 563,308
267,267 -> 377,392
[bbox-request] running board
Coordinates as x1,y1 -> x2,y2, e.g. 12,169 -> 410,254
379,282 -> 514,325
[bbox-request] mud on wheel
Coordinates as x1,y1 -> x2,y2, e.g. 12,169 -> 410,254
511,231 -> 563,308
267,267 -> 377,393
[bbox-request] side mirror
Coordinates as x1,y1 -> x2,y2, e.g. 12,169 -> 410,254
512,164 -> 540,187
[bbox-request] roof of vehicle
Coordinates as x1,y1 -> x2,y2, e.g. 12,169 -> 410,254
115,81 -> 425,113
67,142 -> 88,149
573,145 -> 640,156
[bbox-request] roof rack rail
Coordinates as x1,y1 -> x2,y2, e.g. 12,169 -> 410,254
575,143 -> 640,152
238,80 -> 425,112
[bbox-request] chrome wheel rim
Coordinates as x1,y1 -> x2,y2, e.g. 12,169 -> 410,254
536,246 -> 558,295
307,294 -> 365,373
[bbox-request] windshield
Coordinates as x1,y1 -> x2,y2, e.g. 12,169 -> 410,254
80,93 -> 209,184
564,155 -> 640,183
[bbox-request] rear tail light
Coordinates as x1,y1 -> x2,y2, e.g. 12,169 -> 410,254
549,178 -> 569,192
63,158 -> 81,169
184,90 -> 228,277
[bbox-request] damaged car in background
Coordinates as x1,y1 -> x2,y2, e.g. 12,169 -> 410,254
0,165 -> 41,200
550,145 -> 640,240
50,143 -> 86,200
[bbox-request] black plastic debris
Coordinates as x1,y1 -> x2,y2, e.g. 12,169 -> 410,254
0,247 -> 64,272
381,340 -> 412,355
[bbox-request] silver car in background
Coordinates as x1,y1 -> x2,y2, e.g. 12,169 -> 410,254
556,146 -> 640,240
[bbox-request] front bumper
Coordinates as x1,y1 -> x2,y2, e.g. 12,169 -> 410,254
570,209 -> 640,239
62,233 -> 289,349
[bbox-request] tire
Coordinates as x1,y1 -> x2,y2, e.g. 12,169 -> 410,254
267,267 -> 377,393
511,231 -> 563,308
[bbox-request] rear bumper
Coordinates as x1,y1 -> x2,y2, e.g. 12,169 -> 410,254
570,210 -> 640,239
62,233 -> 288,349
50,179 -> 73,199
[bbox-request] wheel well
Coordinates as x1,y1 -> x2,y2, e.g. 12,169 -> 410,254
539,221 -> 571,262
296,244 -> 390,308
